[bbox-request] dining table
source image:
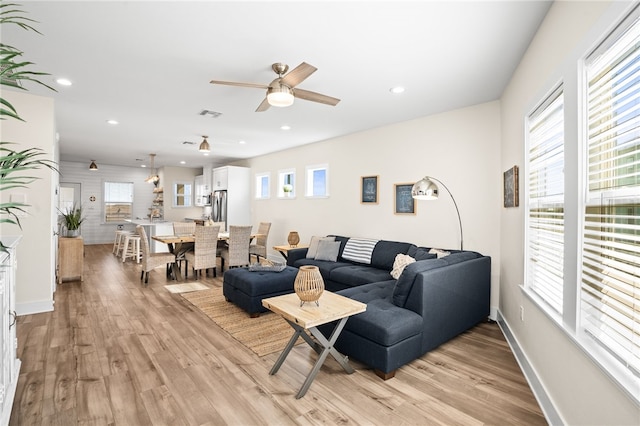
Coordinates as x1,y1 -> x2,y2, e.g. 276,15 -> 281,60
151,232 -> 263,280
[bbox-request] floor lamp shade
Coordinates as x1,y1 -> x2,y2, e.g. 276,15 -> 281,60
411,176 -> 464,250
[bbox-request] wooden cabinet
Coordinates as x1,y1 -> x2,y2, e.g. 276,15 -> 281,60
0,236 -> 20,425
57,237 -> 84,284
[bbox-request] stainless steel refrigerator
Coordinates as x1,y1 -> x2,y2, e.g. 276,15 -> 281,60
212,190 -> 227,228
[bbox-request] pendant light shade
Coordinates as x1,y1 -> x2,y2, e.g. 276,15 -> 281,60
89,160 -> 98,171
199,136 -> 211,153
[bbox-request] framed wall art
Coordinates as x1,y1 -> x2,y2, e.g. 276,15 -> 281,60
394,183 -> 416,215
504,165 -> 519,208
361,175 -> 379,204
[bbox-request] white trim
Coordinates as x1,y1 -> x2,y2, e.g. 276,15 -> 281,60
16,299 -> 54,316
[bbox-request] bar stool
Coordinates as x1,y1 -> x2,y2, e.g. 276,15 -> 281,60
113,230 -> 133,256
121,233 -> 141,263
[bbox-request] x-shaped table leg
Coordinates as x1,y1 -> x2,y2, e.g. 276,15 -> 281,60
270,317 -> 353,398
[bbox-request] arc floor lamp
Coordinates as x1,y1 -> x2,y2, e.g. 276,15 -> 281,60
411,176 -> 464,250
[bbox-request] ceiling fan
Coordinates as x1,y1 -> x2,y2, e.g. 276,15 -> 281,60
210,62 -> 340,112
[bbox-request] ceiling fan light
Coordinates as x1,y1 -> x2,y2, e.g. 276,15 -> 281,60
199,136 -> 211,153
267,84 -> 294,107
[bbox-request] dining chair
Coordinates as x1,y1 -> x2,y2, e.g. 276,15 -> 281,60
173,221 -> 196,270
249,221 -> 271,263
220,225 -> 252,272
214,221 -> 227,256
184,225 -> 220,279
137,225 -> 175,285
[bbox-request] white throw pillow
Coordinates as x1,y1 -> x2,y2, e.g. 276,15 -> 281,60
391,253 -> 416,279
306,236 -> 335,259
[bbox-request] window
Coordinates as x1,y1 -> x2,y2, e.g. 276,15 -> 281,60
581,12 -> 640,379
173,181 -> 192,207
278,168 -> 296,198
305,164 -> 329,197
255,172 -> 270,199
104,181 -> 133,222
525,87 -> 565,315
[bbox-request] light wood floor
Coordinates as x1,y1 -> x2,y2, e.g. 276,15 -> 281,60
10,244 -> 547,425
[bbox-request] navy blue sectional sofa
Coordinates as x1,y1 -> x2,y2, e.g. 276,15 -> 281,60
286,235 -> 491,379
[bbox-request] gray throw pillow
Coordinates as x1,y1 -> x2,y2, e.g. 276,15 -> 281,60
306,236 -> 335,259
314,240 -> 341,262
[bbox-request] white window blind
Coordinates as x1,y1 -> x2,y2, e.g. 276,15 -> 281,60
104,181 -> 133,222
526,88 -> 565,314
582,13 -> 640,376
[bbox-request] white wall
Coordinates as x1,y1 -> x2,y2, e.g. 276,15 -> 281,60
0,91 -> 56,314
246,101 -> 502,312
162,166 -> 202,222
500,0 -> 639,424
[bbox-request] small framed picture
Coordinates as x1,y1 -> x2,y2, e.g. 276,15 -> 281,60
504,165 -> 519,208
394,183 -> 416,215
361,175 -> 379,204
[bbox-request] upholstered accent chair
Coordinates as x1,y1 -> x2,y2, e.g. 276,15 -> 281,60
249,221 -> 271,263
220,225 -> 252,272
137,225 -> 175,285
184,225 -> 220,278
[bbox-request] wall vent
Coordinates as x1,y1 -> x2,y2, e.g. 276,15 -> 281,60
199,109 -> 222,118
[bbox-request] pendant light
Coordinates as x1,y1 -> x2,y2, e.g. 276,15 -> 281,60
145,153 -> 160,184
199,135 -> 211,153
89,160 -> 98,170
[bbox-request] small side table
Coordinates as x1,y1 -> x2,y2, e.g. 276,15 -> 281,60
262,291 -> 366,398
272,244 -> 309,260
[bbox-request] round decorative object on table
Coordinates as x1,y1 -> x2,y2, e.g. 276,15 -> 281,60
294,265 -> 324,306
287,231 -> 300,247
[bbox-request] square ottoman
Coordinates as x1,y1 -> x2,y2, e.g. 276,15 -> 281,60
223,266 -> 299,317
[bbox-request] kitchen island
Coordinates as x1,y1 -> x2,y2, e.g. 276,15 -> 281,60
126,220 -> 173,252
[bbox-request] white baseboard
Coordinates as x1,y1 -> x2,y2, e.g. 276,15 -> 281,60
496,310 -> 563,425
16,299 -> 54,316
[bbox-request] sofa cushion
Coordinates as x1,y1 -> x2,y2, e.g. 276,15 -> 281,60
315,240 -> 341,261
369,240 -> 416,270
408,246 -> 437,261
390,253 -> 416,279
338,281 -> 423,346
306,236 -> 335,259
329,265 -> 394,287
392,251 -> 483,307
293,258 -> 354,281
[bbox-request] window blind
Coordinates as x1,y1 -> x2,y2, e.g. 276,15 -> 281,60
583,14 -> 640,376
526,88 -> 565,314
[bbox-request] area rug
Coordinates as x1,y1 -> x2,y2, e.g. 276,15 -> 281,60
180,287 -> 301,357
164,282 -> 210,294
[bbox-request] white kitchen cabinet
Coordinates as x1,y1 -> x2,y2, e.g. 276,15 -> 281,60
212,167 -> 229,190
0,236 -> 21,426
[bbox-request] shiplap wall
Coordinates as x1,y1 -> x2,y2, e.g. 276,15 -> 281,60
59,161 -> 159,244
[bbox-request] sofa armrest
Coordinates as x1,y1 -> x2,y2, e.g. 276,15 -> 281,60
405,256 -> 491,352
286,247 -> 308,266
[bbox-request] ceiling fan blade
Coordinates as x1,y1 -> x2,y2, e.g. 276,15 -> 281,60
294,88 -> 340,106
210,80 -> 268,89
255,97 -> 271,112
281,62 -> 317,88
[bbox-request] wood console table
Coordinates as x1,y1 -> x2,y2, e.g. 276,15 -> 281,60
58,237 -> 84,284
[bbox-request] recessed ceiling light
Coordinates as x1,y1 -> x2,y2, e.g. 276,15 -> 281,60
141,164 -> 147,168
55,78 -> 72,86
179,160 -> 186,164
281,125 -> 291,131
106,119 -> 119,125
390,86 -> 405,94
239,140 -> 246,145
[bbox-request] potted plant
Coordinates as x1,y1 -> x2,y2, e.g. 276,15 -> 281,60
283,184 -> 293,196
58,204 -> 84,237
0,1 -> 58,251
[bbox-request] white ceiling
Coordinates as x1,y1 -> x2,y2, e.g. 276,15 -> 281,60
2,1 -> 552,169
